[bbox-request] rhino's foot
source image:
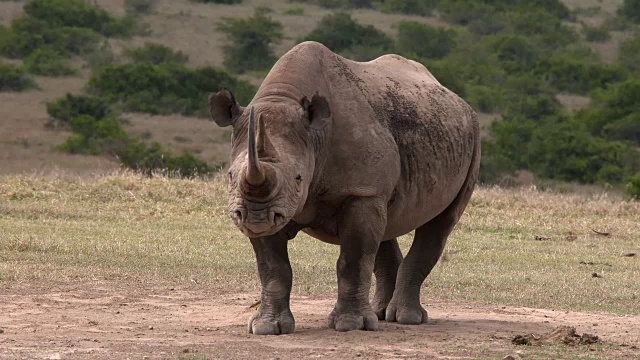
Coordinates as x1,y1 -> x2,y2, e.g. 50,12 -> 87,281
328,308 -> 378,332
371,300 -> 390,320
248,310 -> 295,335
385,303 -> 428,325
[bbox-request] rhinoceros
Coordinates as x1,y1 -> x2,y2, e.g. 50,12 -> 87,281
208,41 -> 480,335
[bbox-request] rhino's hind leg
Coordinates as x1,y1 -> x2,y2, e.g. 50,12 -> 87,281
248,235 -> 295,335
386,166 -> 477,325
372,238 -> 403,320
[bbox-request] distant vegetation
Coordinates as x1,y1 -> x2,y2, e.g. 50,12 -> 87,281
0,62 -> 37,91
217,7 -> 283,73
48,94 -> 216,177
0,0 -> 142,78
216,0 -> 639,198
2,0 -> 639,195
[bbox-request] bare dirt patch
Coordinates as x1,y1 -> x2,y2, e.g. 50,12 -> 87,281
1,282 -> 638,360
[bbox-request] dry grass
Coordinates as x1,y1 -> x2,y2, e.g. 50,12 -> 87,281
556,93 -> 591,111
1,173 -> 638,315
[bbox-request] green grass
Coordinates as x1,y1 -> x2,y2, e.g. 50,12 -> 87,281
0,173 -> 639,315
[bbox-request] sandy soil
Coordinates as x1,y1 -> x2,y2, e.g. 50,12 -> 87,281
1,283 -> 639,360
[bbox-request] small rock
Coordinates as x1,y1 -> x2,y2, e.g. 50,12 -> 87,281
592,272 -> 602,278
622,251 -> 638,257
48,354 -> 61,360
0,328 -> 4,334
502,355 -> 522,360
512,335 -> 531,345
88,320 -> 98,326
148,325 -> 154,330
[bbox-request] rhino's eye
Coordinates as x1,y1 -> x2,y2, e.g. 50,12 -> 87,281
295,175 -> 303,181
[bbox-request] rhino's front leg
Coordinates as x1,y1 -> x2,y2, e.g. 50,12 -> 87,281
248,234 -> 295,335
328,197 -> 386,332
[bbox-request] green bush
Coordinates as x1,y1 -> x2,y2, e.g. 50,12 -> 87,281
125,0 -> 155,15
301,12 -> 393,55
24,47 -> 78,76
24,0 -> 138,37
47,94 -> 113,123
535,55 -> 627,95
217,7 -> 283,73
283,7 -> 304,15
583,24 -> 611,42
582,80 -> 640,145
619,35 -> 640,71
1,15 -> 103,58
0,63 -> 37,91
618,0 -> 640,23
395,21 -> 456,60
58,115 -> 128,155
48,93 -> 215,177
382,0 -> 436,16
192,0 -> 242,3
88,63 -> 256,116
125,43 -> 189,65
527,120 -> 632,184
117,138 -> 215,177
626,172 -> 640,199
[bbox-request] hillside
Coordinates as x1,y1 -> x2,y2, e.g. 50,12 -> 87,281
0,0 -> 639,191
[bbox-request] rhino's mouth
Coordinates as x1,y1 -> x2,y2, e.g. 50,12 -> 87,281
230,207 -> 289,238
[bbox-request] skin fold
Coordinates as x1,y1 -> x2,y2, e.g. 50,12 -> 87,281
209,41 -> 480,335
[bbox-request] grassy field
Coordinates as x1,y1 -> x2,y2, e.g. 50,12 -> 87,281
1,173 -> 638,315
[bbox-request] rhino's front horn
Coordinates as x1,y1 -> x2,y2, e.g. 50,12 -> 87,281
246,107 -> 266,187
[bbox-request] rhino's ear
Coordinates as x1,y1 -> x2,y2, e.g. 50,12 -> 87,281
208,88 -> 243,127
301,93 -> 331,130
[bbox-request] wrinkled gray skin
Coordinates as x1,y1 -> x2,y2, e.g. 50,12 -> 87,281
209,42 -> 480,335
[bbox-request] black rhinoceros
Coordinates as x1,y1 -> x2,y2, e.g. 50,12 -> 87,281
209,41 -> 480,335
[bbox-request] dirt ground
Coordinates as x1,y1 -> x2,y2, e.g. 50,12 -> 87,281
1,282 -> 639,360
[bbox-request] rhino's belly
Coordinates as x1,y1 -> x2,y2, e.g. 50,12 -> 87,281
381,149 -> 471,239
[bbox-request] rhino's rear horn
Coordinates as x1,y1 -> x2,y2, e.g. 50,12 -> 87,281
246,107 -> 266,187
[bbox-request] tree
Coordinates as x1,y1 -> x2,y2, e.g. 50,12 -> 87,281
217,7 -> 283,73
301,12 -> 392,54
619,0 -> 640,23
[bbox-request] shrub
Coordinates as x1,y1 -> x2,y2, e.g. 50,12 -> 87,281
24,0 -> 138,37
117,138 -> 215,177
24,47 -> 78,76
1,16 -> 102,58
88,63 -> 256,116
382,0 -> 436,16
283,7 -> 304,15
217,7 -> 283,73
583,25 -> 611,42
47,94 -> 113,123
395,21 -> 456,60
301,12 -> 393,54
618,0 -> 640,23
583,80 -> 640,145
125,0 -> 155,15
535,56 -> 627,95
626,172 -> 640,199
192,0 -> 242,3
527,120 -> 632,184
125,43 -> 189,65
58,115 -> 128,155
0,63 -> 37,91
619,35 -> 640,71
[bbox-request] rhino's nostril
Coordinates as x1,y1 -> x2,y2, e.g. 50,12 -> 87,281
274,212 -> 285,226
